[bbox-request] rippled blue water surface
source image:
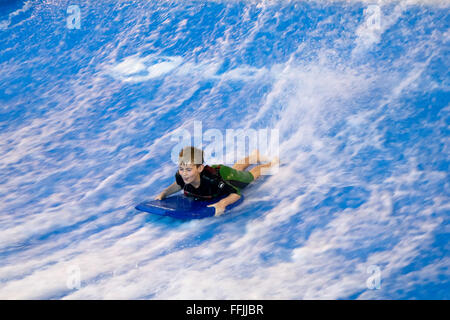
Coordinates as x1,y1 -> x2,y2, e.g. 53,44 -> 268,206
0,0 -> 448,299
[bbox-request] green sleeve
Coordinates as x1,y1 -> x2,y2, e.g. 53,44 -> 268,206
212,165 -> 242,196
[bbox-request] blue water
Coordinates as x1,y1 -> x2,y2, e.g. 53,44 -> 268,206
0,0 -> 448,299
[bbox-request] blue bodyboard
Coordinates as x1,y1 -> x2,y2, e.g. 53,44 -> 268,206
135,194 -> 244,219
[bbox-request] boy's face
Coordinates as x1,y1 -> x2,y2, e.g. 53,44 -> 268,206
178,163 -> 204,185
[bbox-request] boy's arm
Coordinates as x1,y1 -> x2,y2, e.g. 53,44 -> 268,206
207,193 -> 241,216
155,182 -> 182,200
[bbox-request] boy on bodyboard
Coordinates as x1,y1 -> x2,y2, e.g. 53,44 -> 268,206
155,146 -> 278,216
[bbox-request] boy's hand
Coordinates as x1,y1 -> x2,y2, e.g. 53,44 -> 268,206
207,202 -> 227,217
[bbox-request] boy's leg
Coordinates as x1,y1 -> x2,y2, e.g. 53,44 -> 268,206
232,149 -> 261,171
249,157 -> 279,180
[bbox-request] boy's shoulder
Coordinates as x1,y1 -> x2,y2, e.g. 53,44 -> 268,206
204,164 -> 229,176
202,164 -> 220,176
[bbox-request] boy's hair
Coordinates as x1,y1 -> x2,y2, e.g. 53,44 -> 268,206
178,146 -> 204,167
